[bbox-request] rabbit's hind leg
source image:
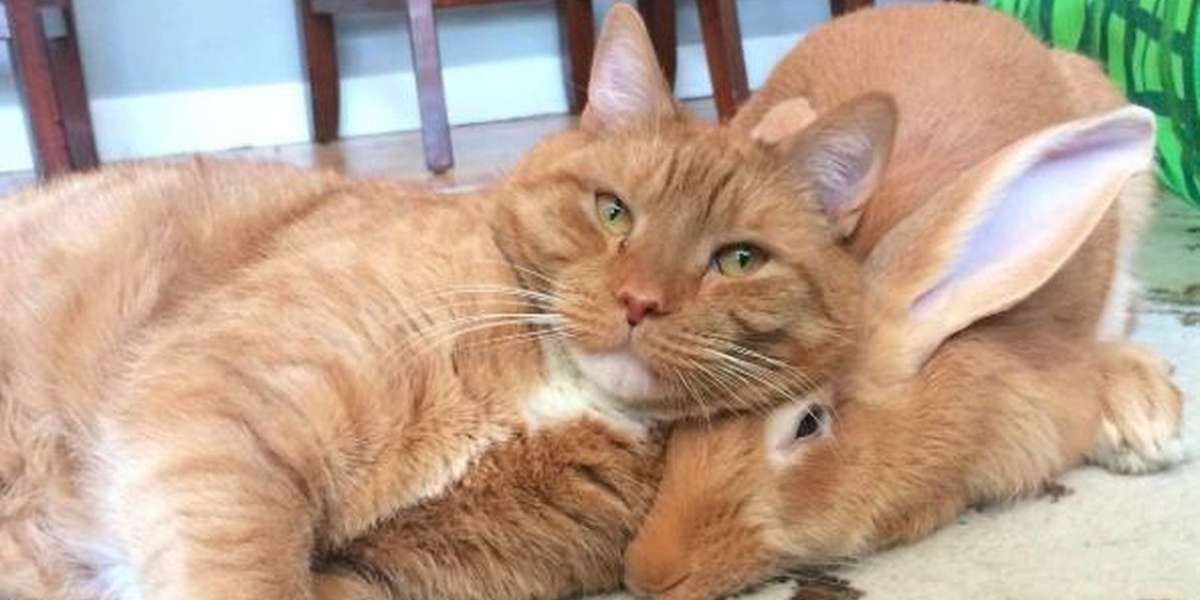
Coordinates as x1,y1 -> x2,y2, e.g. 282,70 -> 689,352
1089,343 -> 1185,474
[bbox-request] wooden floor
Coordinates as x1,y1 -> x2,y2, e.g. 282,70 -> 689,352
0,100 -> 719,197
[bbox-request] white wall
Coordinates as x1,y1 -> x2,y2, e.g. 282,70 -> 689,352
0,0 -> 922,173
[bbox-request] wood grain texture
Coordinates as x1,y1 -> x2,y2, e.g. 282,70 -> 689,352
405,0 -> 454,173
313,0 -> 543,12
0,98 -> 720,197
4,0 -> 72,177
46,0 -> 97,169
304,0 -> 582,172
830,0 -> 874,16
555,0 -> 594,114
297,0 -> 341,143
637,0 -> 677,89
696,0 -> 748,120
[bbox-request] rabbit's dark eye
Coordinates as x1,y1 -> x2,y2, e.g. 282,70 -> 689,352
795,405 -> 826,439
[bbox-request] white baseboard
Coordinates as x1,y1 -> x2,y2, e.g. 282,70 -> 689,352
0,32 -> 801,174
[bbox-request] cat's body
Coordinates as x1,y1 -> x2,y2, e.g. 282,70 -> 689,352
0,159 -> 645,599
0,9 -> 865,598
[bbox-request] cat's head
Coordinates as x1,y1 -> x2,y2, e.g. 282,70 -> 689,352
493,5 -> 896,420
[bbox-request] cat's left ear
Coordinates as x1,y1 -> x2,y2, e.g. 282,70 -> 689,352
581,4 -> 677,132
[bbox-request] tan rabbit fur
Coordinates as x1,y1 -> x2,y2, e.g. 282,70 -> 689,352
0,7 -> 873,599
625,5 -> 1183,599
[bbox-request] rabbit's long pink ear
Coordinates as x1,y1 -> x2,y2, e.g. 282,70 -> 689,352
863,105 -> 1157,377
774,93 -> 898,237
581,4 -> 676,132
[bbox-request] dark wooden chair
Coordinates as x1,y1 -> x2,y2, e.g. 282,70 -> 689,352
298,0 -> 597,174
637,0 -> 748,122
297,0 -> 762,174
297,0 -> 978,175
673,0 -> 972,120
629,0 -> 888,125
830,0 -> 874,14
1,0 -> 97,179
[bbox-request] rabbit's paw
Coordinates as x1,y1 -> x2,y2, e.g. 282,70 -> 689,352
1089,343 -> 1185,474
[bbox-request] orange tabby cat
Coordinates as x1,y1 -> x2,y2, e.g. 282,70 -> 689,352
0,6 -> 864,600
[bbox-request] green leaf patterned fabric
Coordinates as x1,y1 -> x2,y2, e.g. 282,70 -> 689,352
991,0 -> 1200,208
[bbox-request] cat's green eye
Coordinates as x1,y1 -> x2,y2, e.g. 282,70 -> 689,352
713,243 -> 768,277
595,193 -> 633,236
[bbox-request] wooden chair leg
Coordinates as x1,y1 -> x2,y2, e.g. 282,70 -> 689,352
830,0 -> 873,16
5,0 -> 71,178
637,0 -> 676,89
405,0 -> 453,173
555,0 -> 594,114
696,0 -> 748,121
297,0 -> 340,143
46,0 -> 97,170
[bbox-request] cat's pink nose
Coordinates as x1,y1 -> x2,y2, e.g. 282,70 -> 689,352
619,290 -> 661,326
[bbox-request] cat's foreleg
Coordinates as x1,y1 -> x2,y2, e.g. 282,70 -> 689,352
94,402 -> 325,600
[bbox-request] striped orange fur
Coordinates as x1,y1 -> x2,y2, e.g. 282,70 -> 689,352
0,6 -> 867,599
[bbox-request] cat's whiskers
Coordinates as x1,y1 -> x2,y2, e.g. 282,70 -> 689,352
706,351 -> 799,406
456,324 -> 577,354
420,277 -> 612,345
410,280 -> 567,332
694,332 -> 820,394
669,353 -> 726,408
663,365 -> 710,430
666,347 -> 766,418
703,362 -> 778,417
658,334 -> 791,412
672,345 -> 772,415
416,313 -> 564,345
417,284 -> 560,307
414,299 -> 550,318
552,292 -> 613,340
659,355 -> 716,411
704,363 -> 779,417
693,334 -> 848,457
687,343 -> 781,396
640,335 -> 759,416
690,359 -> 767,418
462,258 -> 579,298
393,311 -> 567,368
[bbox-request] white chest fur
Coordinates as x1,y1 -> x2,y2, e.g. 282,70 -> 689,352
521,341 -> 650,440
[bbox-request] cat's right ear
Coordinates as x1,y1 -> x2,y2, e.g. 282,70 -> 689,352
581,4 -> 676,132
766,93 -> 898,238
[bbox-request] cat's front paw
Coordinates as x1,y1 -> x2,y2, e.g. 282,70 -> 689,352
1089,343 -> 1185,474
